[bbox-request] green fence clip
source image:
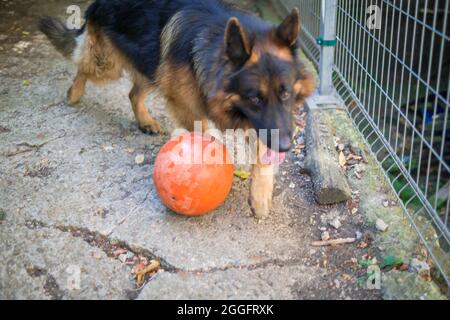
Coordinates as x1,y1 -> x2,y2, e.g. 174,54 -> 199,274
316,37 -> 337,47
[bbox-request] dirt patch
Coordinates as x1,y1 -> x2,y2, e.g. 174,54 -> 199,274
25,265 -> 64,300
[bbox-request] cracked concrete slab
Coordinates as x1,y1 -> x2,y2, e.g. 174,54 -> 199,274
0,222 -> 133,300
137,265 -> 326,300
110,182 -> 315,271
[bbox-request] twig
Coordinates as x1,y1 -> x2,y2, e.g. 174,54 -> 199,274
4,130 -> 66,157
311,237 -> 356,247
135,260 -> 160,287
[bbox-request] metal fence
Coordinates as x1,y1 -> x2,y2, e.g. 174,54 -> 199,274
274,0 -> 450,288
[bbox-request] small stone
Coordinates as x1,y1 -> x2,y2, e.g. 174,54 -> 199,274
319,226 -> 327,231
351,208 -> 358,215
420,248 -> 428,258
321,231 -> 330,241
289,182 -> 295,189
103,145 -> 114,152
329,217 -> 342,229
118,253 -> 128,263
135,154 -> 145,164
355,231 -> 362,240
334,279 -> 341,289
126,251 -> 135,260
127,148 -> 135,154
375,218 -> 388,232
94,208 -> 107,218
409,258 -> 430,276
338,143 -> 345,151
382,200 -> 389,207
282,171 -> 287,176
14,40 -> 31,51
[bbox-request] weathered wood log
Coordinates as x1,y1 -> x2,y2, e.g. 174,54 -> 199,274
311,238 -> 356,247
304,106 -> 352,205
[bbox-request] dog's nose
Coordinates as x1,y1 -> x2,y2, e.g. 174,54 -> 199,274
278,135 -> 293,152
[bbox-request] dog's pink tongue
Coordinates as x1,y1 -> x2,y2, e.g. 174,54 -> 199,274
261,149 -> 286,165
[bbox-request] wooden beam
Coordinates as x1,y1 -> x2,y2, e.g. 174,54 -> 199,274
304,106 -> 352,205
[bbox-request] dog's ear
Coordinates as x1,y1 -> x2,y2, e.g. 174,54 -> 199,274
225,17 -> 251,65
276,8 -> 300,47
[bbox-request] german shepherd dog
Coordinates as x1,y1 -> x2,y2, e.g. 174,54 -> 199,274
39,0 -> 315,219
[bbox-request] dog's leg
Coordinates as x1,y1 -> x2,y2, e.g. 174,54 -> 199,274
249,139 -> 277,219
202,118 -> 209,132
67,71 -> 87,105
250,159 -> 274,220
129,84 -> 164,134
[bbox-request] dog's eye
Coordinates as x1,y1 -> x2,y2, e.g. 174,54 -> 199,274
280,91 -> 291,101
249,96 -> 261,106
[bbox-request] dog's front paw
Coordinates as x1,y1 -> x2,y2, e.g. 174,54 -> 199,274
249,186 -> 273,220
250,197 -> 271,220
139,121 -> 165,135
67,87 -> 82,106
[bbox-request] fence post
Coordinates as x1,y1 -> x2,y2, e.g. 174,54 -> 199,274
318,0 -> 337,96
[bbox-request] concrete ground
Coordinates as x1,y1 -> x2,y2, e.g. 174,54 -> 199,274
0,0 -> 443,300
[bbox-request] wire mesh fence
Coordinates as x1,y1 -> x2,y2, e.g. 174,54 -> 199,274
275,0 -> 450,288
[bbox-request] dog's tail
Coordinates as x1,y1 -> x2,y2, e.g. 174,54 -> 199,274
39,16 -> 79,58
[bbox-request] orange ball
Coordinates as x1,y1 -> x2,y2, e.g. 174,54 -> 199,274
153,132 -> 234,216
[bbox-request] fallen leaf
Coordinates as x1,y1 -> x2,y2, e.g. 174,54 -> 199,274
135,154 -> 145,165
380,255 -> 403,269
22,79 -> 31,86
134,260 -> 160,287
347,154 -> 363,161
357,241 -> 368,249
396,263 -> 409,272
358,259 -> 372,268
234,170 -> 251,180
339,151 -> 346,167
113,248 -> 128,257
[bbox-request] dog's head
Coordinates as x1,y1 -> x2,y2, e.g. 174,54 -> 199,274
222,8 -> 315,153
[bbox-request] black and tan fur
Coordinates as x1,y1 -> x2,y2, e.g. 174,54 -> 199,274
39,0 -> 315,219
